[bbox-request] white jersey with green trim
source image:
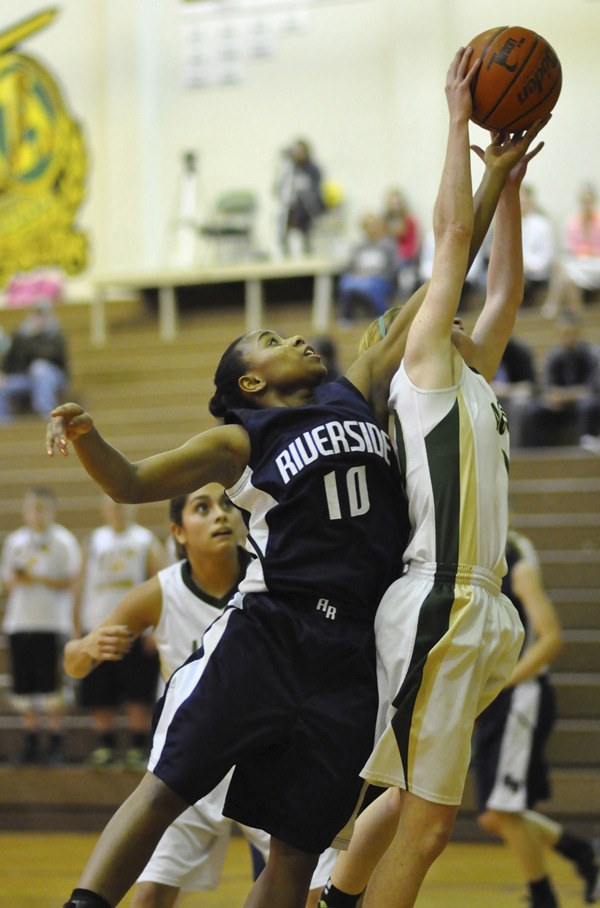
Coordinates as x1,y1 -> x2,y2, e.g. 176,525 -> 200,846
390,359 -> 509,578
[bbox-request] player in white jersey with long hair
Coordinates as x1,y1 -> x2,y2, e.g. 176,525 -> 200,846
319,46 -> 548,908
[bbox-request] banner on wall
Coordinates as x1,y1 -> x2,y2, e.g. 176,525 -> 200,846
0,7 -> 88,288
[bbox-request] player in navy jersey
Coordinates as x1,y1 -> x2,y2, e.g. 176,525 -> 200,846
48,60 -> 533,908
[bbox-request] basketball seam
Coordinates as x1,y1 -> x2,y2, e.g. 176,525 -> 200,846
482,35 -> 539,125
470,26 -> 508,101
503,71 -> 562,131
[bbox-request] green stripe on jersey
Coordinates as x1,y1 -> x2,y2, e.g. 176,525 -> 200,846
425,400 -> 461,571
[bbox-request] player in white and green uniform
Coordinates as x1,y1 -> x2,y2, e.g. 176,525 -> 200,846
318,46 -> 547,908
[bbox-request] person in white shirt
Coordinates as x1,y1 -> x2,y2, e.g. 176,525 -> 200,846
1,487 -> 81,764
520,183 -> 556,306
74,495 -> 166,768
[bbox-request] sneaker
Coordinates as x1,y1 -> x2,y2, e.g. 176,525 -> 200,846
123,747 -> 148,771
89,746 -> 118,769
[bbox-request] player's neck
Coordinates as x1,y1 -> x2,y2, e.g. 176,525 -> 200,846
189,546 -> 241,599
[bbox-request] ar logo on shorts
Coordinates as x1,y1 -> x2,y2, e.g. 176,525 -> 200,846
503,773 -> 523,793
317,598 -> 337,620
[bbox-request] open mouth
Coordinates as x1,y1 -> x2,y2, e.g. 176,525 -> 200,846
212,529 -> 233,538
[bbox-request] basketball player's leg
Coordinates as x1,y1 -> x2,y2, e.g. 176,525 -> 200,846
480,809 -> 548,880
68,773 -> 189,907
361,790 -> 458,908
320,788 -> 401,905
243,837 -> 319,908
131,880 -> 180,908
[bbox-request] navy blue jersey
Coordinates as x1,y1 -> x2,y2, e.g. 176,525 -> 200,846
225,377 -> 408,620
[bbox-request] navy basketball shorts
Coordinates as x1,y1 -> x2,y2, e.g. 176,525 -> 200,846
149,592 -> 379,854
474,674 -> 556,813
79,635 -> 160,709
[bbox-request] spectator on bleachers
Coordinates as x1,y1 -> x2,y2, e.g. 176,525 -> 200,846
0,298 -> 69,423
542,182 -> 600,318
491,335 -> 538,448
0,487 -> 81,764
520,184 -> 556,307
337,212 -> 398,325
419,225 -> 488,310
73,495 -> 166,768
381,188 -> 420,296
523,311 -> 600,451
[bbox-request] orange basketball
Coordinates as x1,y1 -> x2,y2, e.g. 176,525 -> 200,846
468,26 -> 562,132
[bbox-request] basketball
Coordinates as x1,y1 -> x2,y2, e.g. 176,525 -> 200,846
468,26 -> 562,132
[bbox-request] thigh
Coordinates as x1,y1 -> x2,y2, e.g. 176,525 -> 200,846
364,582 -> 522,805
225,617 -> 378,854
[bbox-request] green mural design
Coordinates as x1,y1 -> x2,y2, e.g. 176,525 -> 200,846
0,8 -> 88,285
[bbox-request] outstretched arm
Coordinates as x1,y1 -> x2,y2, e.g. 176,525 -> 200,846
348,86 -> 546,420
469,129 -> 546,381
64,576 -> 162,679
401,45 -> 476,390
45,403 -> 250,503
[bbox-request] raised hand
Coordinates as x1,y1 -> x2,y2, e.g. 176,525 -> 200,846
46,403 -> 94,457
445,45 -> 479,122
471,115 -> 549,183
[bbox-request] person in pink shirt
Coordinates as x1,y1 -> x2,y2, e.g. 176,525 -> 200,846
543,182 -> 600,317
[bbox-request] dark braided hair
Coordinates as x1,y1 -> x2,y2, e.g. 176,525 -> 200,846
208,335 -> 252,419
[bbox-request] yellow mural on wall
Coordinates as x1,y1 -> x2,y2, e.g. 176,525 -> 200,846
0,8 -> 88,286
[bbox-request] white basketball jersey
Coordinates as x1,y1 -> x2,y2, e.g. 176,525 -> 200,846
390,360 -> 509,577
154,560 -> 230,682
79,524 -> 156,630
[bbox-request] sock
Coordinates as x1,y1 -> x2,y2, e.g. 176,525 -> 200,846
320,878 -> 363,908
555,830 -> 595,873
130,731 -> 149,750
529,876 -> 559,908
63,888 -> 112,908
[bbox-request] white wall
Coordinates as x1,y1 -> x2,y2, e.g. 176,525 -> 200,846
2,0 -> 599,293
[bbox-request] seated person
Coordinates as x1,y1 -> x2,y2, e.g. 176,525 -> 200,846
491,335 -> 537,448
523,311 -> 600,450
381,188 -> 420,295
543,182 -> 600,317
0,298 -> 69,423
520,184 -> 556,306
337,213 -> 398,324
419,225 -> 488,309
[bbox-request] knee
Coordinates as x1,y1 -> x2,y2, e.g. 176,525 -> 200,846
478,809 -> 502,838
478,809 -> 513,840
131,881 -> 177,908
415,813 -> 455,862
139,772 -> 188,825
